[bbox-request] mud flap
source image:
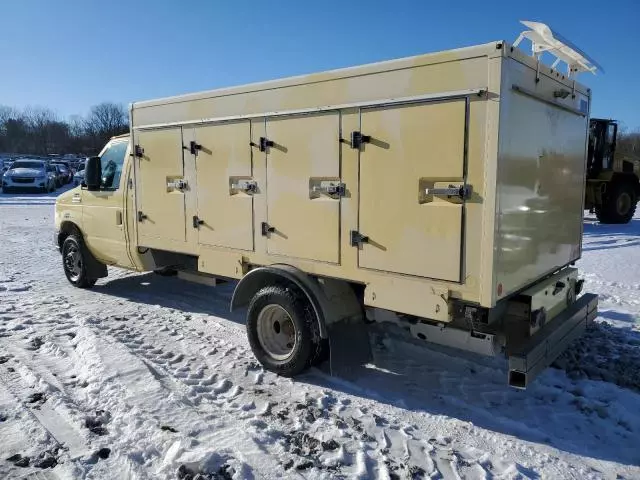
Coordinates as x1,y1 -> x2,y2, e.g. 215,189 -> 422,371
83,242 -> 108,279
323,317 -> 373,379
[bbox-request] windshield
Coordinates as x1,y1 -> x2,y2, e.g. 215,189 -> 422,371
52,164 -> 69,172
11,161 -> 44,170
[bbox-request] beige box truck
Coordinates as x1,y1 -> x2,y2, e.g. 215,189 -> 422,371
55,22 -> 598,387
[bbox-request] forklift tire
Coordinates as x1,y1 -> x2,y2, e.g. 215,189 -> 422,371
246,284 -> 321,377
596,181 -> 637,224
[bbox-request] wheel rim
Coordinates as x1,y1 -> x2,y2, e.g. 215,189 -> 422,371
64,244 -> 82,282
616,192 -> 632,216
256,304 -> 296,361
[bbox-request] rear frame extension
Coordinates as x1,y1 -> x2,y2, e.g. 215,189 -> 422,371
508,293 -> 598,388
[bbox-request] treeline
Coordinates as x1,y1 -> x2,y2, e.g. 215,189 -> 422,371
617,128 -> 640,162
0,102 -> 129,156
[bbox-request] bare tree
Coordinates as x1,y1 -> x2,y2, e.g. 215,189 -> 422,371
85,102 -> 128,149
617,128 -> 640,162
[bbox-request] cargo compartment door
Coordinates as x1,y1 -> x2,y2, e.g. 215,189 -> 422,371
135,127 -> 188,249
265,113 -> 341,263
193,121 -> 254,251
358,99 -> 467,282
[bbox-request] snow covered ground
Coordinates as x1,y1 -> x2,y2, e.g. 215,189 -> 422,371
0,190 -> 639,479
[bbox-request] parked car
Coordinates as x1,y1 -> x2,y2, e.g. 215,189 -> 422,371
2,159 -> 56,193
46,164 -> 60,190
73,166 -> 85,186
51,164 -> 65,188
50,162 -> 73,184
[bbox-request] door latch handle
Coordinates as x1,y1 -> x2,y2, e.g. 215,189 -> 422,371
230,180 -> 258,194
311,182 -> 346,197
137,211 -> 147,222
425,184 -> 472,200
167,179 -> 187,190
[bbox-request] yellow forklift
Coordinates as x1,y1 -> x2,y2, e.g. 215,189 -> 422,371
586,118 -> 640,223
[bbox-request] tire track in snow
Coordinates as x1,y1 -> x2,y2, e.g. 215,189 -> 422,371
87,310 -> 536,479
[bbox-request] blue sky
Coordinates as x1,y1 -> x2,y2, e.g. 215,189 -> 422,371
1,0 -> 638,129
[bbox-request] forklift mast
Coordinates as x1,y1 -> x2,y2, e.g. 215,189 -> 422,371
587,118 -> 618,177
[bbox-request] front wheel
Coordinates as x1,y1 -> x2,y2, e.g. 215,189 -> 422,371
62,235 -> 97,288
246,285 -> 321,377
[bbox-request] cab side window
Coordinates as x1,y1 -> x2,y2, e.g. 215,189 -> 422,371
100,141 -> 128,191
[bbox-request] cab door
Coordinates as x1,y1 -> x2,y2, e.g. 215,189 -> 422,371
81,139 -> 133,268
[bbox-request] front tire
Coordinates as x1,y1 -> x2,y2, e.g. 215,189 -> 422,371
62,235 -> 97,288
246,285 -> 321,377
596,181 -> 637,224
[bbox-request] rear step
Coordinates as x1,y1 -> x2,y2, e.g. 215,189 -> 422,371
508,293 -> 598,388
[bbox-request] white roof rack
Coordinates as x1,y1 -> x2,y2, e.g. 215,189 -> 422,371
513,20 -> 603,77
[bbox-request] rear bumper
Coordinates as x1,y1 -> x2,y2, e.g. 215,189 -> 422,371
508,292 -> 598,388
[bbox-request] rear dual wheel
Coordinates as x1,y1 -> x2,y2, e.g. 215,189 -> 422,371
246,285 -> 322,377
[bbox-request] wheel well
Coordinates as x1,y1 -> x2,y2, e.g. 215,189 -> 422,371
230,265 -> 363,339
57,222 -> 108,279
57,221 -> 82,250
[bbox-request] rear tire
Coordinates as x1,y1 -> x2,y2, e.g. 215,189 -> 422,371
61,235 -> 97,289
246,284 -> 321,377
596,181 -> 637,224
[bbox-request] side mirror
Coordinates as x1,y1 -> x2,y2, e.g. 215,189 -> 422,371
85,156 -> 102,191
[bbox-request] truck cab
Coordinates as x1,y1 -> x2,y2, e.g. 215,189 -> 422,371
54,134 -> 149,286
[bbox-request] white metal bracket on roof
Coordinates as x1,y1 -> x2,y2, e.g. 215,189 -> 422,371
513,20 -> 603,77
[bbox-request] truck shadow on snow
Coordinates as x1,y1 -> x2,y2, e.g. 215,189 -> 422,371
97,272 -> 640,468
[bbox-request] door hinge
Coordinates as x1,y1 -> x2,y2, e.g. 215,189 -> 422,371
128,178 -> 133,189
134,145 -> 144,158
425,184 -> 472,200
350,131 -> 371,150
192,215 -> 204,229
137,211 -> 147,222
350,230 -> 369,247
261,222 -> 275,236
258,137 -> 274,152
183,141 -> 202,156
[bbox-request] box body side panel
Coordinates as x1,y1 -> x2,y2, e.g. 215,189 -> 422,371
129,45 -> 502,317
